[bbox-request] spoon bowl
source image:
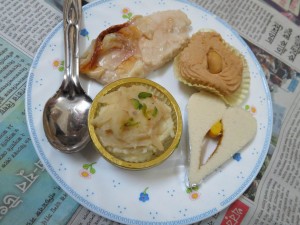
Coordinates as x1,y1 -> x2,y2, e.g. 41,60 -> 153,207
43,87 -> 92,153
43,0 -> 92,153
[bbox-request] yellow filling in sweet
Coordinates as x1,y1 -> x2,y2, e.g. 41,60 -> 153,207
208,120 -> 223,138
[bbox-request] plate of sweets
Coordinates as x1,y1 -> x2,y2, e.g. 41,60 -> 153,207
26,0 -> 272,224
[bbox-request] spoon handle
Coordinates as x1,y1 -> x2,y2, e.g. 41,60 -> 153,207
63,0 -> 83,94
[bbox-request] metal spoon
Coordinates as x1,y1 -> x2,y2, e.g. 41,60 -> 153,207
43,0 -> 92,153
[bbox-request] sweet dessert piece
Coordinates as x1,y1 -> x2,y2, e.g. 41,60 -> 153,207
174,30 -> 250,106
80,10 -> 191,85
91,85 -> 175,163
208,120 -> 223,138
187,92 -> 257,185
187,92 -> 226,184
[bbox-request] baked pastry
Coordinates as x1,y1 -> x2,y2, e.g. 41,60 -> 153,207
80,10 -> 191,85
174,30 -> 250,106
187,92 -> 257,185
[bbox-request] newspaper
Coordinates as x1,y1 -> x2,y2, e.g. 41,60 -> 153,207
0,0 -> 299,225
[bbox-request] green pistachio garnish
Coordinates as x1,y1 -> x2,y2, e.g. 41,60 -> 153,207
130,98 -> 143,110
152,106 -> 158,117
138,92 -> 152,99
123,118 -> 140,127
142,103 -> 150,120
142,104 -> 158,120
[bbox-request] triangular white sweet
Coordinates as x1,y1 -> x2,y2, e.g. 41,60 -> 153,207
187,92 -> 226,184
187,92 -> 257,185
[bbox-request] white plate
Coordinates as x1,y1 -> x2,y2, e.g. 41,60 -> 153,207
25,0 -> 272,224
